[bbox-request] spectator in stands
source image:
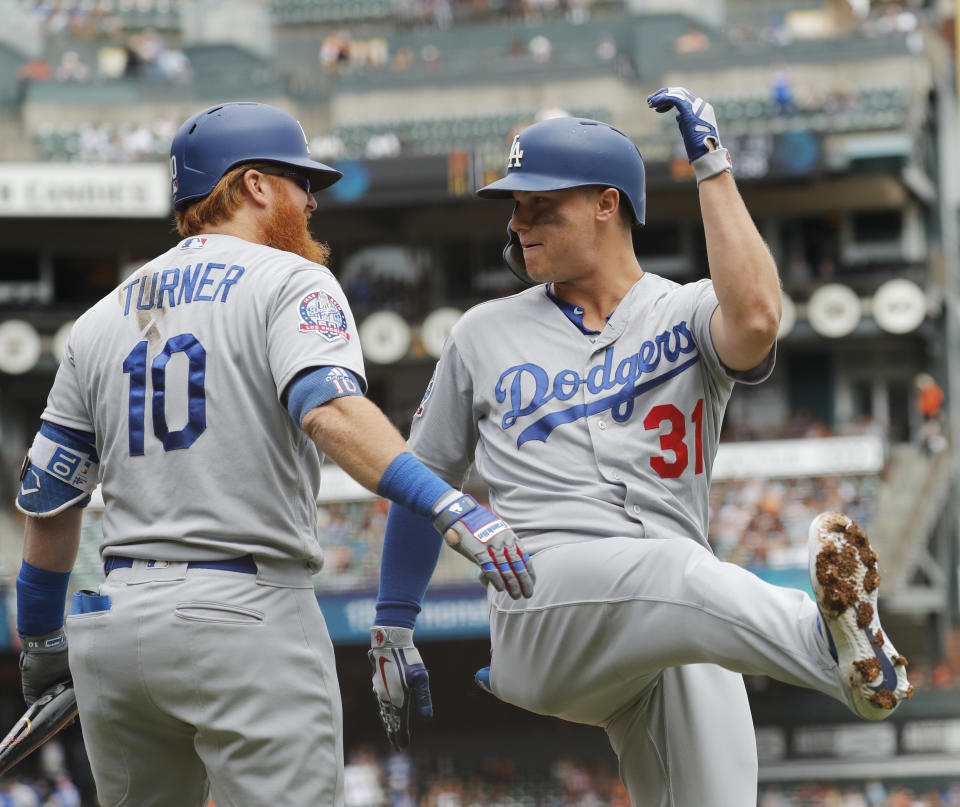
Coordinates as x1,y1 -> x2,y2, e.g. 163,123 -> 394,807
915,372 -> 947,454
382,752 -> 415,807
128,29 -> 166,82
769,61 -> 795,115
320,30 -> 352,71
96,45 -> 127,78
673,25 -> 710,54
507,37 -> 526,58
46,774 -> 81,807
420,44 -> 440,67
17,58 -> 53,84
390,46 -> 415,71
595,33 -> 617,61
528,34 -> 552,62
785,409 -> 831,439
0,777 -> 40,807
54,51 -> 90,82
567,0 -> 592,24
391,0 -> 418,28
344,746 -> 386,807
157,46 -> 191,83
431,0 -> 453,29
783,251 -> 814,296
15,58 -> 53,104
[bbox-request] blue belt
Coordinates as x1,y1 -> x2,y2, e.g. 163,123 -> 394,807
104,555 -> 258,575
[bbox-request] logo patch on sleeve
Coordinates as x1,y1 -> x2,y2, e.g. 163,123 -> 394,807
414,368 -> 437,418
298,291 -> 351,341
178,237 -> 208,250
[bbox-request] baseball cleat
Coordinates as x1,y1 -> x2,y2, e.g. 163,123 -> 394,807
809,512 -> 913,720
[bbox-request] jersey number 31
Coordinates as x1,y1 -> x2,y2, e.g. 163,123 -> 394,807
644,399 -> 704,479
122,333 -> 206,456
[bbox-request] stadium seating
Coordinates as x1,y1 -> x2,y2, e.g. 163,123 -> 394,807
18,0 -> 181,32
665,86 -> 907,139
332,106 -> 610,158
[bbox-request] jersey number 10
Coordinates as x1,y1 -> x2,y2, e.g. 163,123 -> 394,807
122,333 -> 207,456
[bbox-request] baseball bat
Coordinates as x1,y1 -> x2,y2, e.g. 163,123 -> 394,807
0,681 -> 78,775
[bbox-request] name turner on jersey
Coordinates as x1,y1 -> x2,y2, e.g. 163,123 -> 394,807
120,263 -> 246,315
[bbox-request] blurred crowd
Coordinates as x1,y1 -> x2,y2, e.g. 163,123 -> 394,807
1,743 -> 958,807
317,498 -> 390,590
315,23 -> 614,76
0,735 -> 84,807
0,775 -> 81,807
340,747 -> 629,807
20,0 -> 176,38
723,2 -> 924,53
708,474 -> 876,568
759,782 -> 960,807
17,28 -> 191,90
313,469 -> 880,589
302,746 -> 960,807
31,118 -> 177,162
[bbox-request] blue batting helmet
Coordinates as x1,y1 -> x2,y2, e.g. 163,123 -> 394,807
476,116 -> 646,283
476,116 -> 646,225
169,102 -> 342,208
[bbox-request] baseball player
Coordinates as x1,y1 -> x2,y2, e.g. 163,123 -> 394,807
13,102 -> 533,807
368,88 -> 912,805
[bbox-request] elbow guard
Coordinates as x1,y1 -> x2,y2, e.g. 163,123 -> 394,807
16,424 -> 99,517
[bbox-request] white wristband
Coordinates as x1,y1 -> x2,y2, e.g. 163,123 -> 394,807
371,626 -> 414,647
28,432 -> 98,493
692,147 -> 732,185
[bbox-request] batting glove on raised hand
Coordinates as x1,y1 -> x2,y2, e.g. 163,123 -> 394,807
431,492 -> 535,599
647,86 -> 732,184
19,629 -> 70,706
369,626 -> 433,751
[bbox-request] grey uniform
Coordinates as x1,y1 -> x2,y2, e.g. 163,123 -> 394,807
409,274 -> 852,806
44,233 -> 363,806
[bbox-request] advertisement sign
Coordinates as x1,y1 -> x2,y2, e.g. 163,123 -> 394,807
0,163 -> 170,218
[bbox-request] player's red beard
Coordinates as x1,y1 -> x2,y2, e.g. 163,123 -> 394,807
261,194 -> 331,265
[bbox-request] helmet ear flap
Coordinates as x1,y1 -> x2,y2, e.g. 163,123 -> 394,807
503,225 -> 533,285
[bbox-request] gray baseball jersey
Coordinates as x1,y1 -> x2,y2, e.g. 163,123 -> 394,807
409,272 -> 772,553
42,233 -> 365,568
403,273 -> 850,807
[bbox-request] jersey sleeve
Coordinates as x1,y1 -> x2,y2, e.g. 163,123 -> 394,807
41,327 -> 95,433
266,267 -> 367,400
407,333 -> 478,487
686,279 -> 775,386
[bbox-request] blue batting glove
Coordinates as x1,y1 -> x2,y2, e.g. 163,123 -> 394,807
369,626 -> 433,751
432,492 -> 535,599
647,86 -> 721,161
647,87 -> 732,184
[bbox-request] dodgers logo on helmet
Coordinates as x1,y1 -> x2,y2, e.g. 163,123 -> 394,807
298,291 -> 350,342
507,136 -> 524,168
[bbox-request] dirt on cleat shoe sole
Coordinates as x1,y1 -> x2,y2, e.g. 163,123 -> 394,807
809,512 -> 913,719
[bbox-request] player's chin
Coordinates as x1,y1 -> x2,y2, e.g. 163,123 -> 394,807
522,249 -> 550,281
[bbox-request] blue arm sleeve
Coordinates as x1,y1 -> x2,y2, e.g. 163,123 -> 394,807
285,366 -> 365,426
17,560 -> 70,636
375,504 -> 444,628
376,452 -> 453,518
41,422 -> 97,453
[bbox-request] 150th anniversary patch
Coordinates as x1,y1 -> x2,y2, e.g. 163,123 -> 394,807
298,291 -> 350,341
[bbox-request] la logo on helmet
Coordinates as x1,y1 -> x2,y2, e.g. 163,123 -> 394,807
507,136 -> 524,168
